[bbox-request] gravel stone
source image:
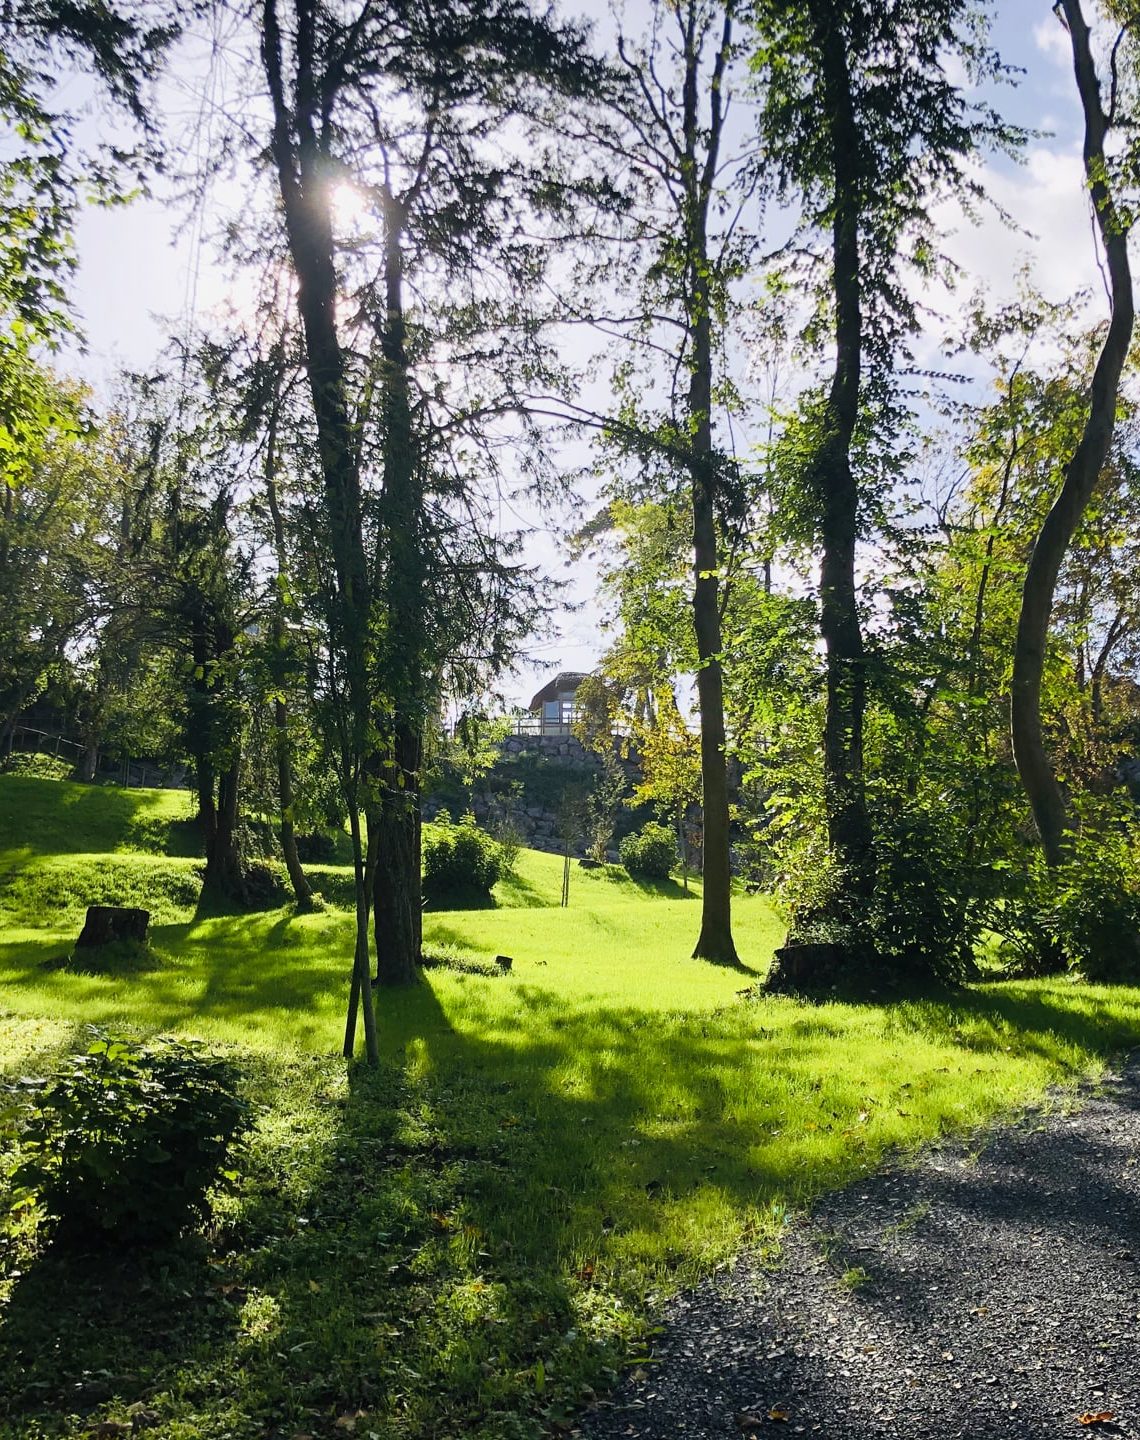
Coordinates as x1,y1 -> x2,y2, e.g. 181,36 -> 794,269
579,1056 -> 1140,1439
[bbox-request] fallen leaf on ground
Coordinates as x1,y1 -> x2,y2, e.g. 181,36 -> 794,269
1077,1413 -> 1116,1426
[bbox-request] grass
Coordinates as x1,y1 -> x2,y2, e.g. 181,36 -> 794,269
2,775 -> 1140,1439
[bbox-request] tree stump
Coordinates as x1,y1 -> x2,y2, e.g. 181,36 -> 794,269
76,906 -> 151,949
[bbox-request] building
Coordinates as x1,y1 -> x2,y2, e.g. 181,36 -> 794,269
521,671 -> 589,736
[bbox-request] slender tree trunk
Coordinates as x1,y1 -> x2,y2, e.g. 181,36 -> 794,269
343,799 -> 379,1061
1011,0 -> 1134,867
206,748 -> 247,902
683,6 -> 738,965
372,187 -> 423,987
263,394 -> 313,909
808,0 -> 874,897
262,0 -> 378,1057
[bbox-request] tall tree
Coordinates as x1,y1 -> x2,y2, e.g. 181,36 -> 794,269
1011,0 -> 1136,866
0,0 -> 173,480
755,0 -> 1014,957
253,0 -> 594,1048
575,0 -> 759,964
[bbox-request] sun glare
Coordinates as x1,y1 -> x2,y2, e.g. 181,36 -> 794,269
331,180 -> 371,231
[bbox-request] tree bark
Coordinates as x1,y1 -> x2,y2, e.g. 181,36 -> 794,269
205,747 -> 247,902
1011,0 -> 1134,867
371,185 -> 424,987
262,0 -> 378,1059
263,390 -> 314,909
808,0 -> 874,895
682,5 -> 738,965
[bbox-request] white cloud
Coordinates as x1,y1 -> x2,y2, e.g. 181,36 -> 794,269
1033,16 -> 1071,69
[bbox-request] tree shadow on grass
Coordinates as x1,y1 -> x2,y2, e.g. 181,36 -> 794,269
2,969 -> 1140,1436
0,776 -> 196,861
0,1240 -> 231,1432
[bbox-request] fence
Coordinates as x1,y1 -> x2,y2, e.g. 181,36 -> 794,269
3,725 -> 188,789
513,708 -> 584,737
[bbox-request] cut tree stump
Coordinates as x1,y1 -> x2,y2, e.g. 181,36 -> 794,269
76,905 -> 151,949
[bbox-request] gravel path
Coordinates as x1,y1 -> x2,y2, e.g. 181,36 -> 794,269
580,1058 -> 1140,1439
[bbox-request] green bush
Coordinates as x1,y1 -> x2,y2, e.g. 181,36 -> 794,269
619,821 -> 677,879
990,809 -> 1140,981
6,1030 -> 248,1247
864,798 -> 979,982
295,830 -> 340,864
423,813 -> 502,900
1049,818 -> 1140,980
1,752 -> 74,780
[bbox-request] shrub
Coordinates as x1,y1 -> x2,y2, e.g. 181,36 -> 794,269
1,752 -> 74,780
619,821 -> 677,879
490,815 -> 524,877
6,1030 -> 248,1247
989,808 -> 1140,981
423,813 -> 502,900
863,797 -> 979,983
295,830 -> 339,864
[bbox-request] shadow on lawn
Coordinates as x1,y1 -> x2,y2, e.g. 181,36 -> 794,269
2,971 -> 1140,1436
0,776 -> 200,861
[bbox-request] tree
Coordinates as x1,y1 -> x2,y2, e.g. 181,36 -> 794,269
251,0 -> 597,1053
1011,0 -> 1136,867
0,0 -> 173,480
754,0 -> 1015,963
113,366 -> 255,902
574,0 -> 761,964
0,371 -> 117,741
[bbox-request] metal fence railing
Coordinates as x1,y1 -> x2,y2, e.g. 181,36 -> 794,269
513,709 -> 584,737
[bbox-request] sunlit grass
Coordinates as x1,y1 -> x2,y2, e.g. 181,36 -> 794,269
2,776 -> 1140,1439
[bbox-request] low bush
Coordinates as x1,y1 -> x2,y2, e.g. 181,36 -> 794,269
295,830 -> 340,864
988,808 -> 1140,981
6,1029 -> 248,1247
619,821 -> 677,880
423,812 -> 502,901
1,752 -> 74,781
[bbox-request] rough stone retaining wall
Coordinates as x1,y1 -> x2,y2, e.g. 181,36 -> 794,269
424,734 -> 645,859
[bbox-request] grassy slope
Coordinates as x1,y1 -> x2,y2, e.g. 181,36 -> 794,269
2,776 -> 1140,1440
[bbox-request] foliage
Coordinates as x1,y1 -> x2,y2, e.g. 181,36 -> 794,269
619,821 -> 678,880
489,814 -> 524,877
0,751 -> 72,780
0,0 -> 173,478
0,378 -> 124,733
994,807 -> 1140,982
422,813 -> 503,902
5,1029 -> 247,1246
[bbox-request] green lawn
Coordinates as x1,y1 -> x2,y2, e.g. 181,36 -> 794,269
3,775 -> 1140,1440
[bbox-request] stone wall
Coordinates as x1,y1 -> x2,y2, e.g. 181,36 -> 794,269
424,733 -> 647,859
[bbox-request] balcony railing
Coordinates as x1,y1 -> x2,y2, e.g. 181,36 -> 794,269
513,708 -> 584,737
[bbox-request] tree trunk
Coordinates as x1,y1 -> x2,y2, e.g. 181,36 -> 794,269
373,745 -> 421,987
1011,0 -> 1134,867
275,693 -> 313,906
683,6 -> 738,966
808,0 -> 875,898
205,749 -> 247,903
262,0 -> 378,1058
371,186 -> 425,987
343,800 -> 380,1061
264,389 -> 313,909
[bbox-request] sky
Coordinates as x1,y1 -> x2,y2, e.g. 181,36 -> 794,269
61,1 -> 1107,710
